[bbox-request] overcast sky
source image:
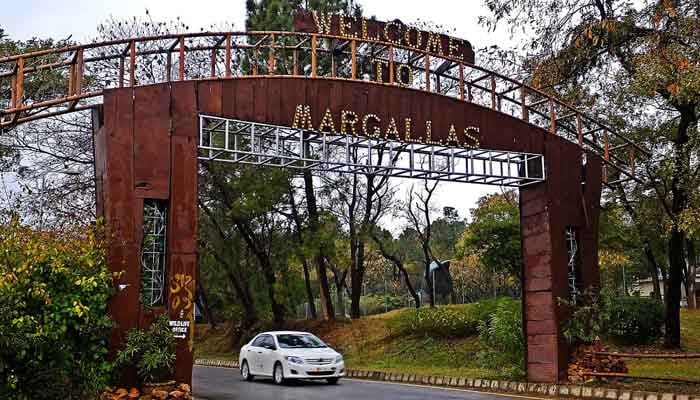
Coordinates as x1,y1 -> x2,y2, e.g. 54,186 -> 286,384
3,0 -> 518,227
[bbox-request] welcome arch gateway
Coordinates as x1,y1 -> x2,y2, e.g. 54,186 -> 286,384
0,10 -> 647,387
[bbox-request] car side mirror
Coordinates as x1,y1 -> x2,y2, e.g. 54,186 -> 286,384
266,344 -> 277,351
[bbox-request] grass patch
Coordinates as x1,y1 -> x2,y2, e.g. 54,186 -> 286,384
622,310 -> 700,386
193,305 -> 700,389
195,301 -> 521,380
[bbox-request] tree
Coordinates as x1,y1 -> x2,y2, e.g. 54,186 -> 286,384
483,0 -> 700,347
460,191 -> 521,284
371,227 -> 421,308
245,0 -> 363,321
405,180 -> 440,307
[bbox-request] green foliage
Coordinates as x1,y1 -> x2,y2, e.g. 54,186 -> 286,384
0,219 -> 113,399
477,299 -> 524,379
388,298 -> 517,339
115,315 -> 176,383
359,295 -> 405,316
560,295 -> 604,345
458,191 -> 521,281
562,293 -> 664,345
605,296 -> 664,344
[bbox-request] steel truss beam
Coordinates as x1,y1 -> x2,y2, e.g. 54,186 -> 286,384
199,115 -> 546,187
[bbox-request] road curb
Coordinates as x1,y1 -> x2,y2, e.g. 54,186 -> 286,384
193,359 -> 696,400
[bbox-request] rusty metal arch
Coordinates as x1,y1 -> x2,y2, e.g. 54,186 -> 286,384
0,30 -> 646,186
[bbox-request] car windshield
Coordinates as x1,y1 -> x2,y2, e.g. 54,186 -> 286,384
276,334 -> 327,349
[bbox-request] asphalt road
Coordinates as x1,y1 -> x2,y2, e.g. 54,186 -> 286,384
194,366 -> 537,400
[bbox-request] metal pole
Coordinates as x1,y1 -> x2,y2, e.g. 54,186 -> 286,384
432,268 -> 436,306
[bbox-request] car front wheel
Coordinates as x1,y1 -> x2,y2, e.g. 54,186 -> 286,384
327,377 -> 340,385
241,360 -> 254,381
273,362 -> 286,385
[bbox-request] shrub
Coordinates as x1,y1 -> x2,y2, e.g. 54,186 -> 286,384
359,294 -> 405,316
604,296 -> 664,344
561,293 -> 664,345
388,298 -> 519,339
116,315 -> 176,383
0,220 -> 113,399
560,293 -> 605,344
476,299 -> 525,378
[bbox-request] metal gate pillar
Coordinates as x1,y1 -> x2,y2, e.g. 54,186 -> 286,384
519,136 -> 602,382
92,83 -> 198,386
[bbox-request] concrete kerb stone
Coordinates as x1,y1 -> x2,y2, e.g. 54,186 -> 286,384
661,394 -> 675,400
618,391 -> 632,400
594,387 -> 607,398
559,385 -> 571,396
606,389 -> 619,399
508,381 -> 518,392
632,392 -> 646,400
583,386 -> 594,398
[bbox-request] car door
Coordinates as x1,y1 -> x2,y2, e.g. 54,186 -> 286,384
247,336 -> 266,375
258,335 -> 277,375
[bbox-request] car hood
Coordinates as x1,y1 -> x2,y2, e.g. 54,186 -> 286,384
279,347 -> 340,358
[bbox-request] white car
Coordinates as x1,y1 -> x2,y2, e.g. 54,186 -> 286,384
239,331 -> 345,385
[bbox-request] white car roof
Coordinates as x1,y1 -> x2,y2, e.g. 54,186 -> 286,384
259,331 -> 315,336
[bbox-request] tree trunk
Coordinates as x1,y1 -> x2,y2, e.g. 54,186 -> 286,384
643,242 -> 664,304
666,228 -> 685,347
235,221 -> 286,326
303,170 -> 335,321
286,182 -> 318,320
665,111 -> 693,348
686,240 -> 697,309
302,260 -> 318,319
196,274 -> 216,327
371,232 -> 421,308
336,283 -> 346,318
350,239 -> 366,318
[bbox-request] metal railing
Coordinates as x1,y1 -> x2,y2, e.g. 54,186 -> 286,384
0,30 -> 648,185
199,115 -> 546,187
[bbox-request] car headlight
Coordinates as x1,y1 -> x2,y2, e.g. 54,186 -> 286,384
285,356 -> 304,364
334,355 -> 343,364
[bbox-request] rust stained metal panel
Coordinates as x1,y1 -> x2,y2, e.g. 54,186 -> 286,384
169,135 -> 198,255
222,79 -> 237,118
171,81 -> 198,138
278,79 -> 306,128
198,80 -> 223,115
233,79 -> 255,121
234,78 -> 553,154
167,253 -> 196,385
92,107 -> 106,219
134,84 -> 171,199
254,78 -> 269,123
104,87 -> 136,246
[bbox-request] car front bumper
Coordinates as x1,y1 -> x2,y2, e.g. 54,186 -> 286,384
284,362 -> 345,379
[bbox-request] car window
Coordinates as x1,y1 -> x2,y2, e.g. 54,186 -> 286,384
251,335 -> 266,347
262,335 -> 276,349
276,334 -> 327,349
